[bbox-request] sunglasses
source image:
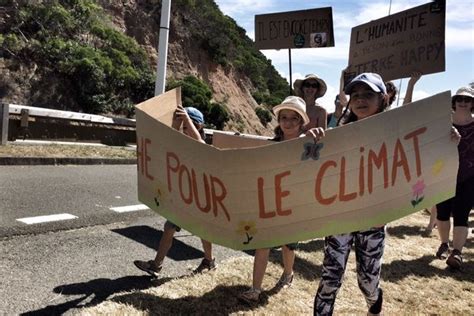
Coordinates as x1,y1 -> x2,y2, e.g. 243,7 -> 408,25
303,82 -> 319,89
455,96 -> 473,103
350,91 -> 379,100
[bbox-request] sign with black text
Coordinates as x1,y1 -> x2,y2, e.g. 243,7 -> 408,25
347,0 -> 445,81
255,8 -> 334,50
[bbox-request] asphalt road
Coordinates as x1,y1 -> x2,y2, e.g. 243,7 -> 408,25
0,165 -> 244,315
0,165 -> 144,237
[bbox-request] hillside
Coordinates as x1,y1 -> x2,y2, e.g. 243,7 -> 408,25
0,0 -> 290,135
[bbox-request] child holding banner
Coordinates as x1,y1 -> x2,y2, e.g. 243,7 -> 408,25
293,74 -> 328,131
311,73 -> 389,316
239,96 -> 325,303
434,86 -> 473,269
134,106 -> 216,277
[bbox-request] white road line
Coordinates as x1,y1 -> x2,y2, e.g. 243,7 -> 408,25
17,213 -> 78,225
110,204 -> 149,213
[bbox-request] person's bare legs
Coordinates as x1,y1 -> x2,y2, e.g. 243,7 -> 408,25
252,248 -> 270,290
282,245 -> 295,276
427,206 -> 438,231
452,226 -> 468,252
201,239 -> 213,261
437,220 -> 450,244
153,223 -> 176,267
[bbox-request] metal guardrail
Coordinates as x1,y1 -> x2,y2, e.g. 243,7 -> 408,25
8,104 -> 136,127
1,103 -> 271,147
2,103 -> 136,146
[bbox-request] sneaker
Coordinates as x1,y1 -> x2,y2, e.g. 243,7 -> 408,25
276,272 -> 294,288
368,288 -> 383,315
436,242 -> 450,259
446,249 -> 462,270
238,288 -> 261,303
193,258 -> 216,274
133,260 -> 162,278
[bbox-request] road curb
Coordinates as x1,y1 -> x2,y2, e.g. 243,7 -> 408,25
0,157 -> 136,165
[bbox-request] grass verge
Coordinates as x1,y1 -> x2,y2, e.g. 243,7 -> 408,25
77,211 -> 473,315
0,143 -> 136,159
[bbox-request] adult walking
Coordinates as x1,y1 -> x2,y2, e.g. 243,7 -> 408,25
435,86 -> 473,270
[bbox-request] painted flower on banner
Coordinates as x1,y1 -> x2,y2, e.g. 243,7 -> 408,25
432,159 -> 444,176
301,142 -> 324,161
236,221 -> 257,245
411,179 -> 426,207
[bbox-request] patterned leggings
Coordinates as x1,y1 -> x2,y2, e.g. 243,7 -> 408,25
314,227 -> 385,315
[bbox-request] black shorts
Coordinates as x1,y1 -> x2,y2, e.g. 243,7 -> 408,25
436,178 -> 474,227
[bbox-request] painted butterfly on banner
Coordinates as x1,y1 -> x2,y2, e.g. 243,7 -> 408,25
301,142 -> 324,161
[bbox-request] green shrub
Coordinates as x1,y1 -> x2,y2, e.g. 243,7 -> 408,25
173,0 -> 290,104
255,106 -> 272,126
207,102 -> 230,130
3,0 -> 154,114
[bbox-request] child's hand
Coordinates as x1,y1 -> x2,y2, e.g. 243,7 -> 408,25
451,126 -> 461,144
173,105 -> 189,122
306,127 -> 325,142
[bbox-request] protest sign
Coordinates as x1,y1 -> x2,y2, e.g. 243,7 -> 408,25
347,0 -> 445,81
255,7 -> 334,50
136,88 -> 457,250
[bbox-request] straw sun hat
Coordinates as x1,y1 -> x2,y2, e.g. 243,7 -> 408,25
293,74 -> 327,98
273,96 -> 310,125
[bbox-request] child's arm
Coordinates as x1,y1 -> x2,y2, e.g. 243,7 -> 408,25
403,71 -> 422,105
339,68 -> 349,107
173,106 -> 205,143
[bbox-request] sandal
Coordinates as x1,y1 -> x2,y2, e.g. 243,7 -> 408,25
435,243 -> 450,259
276,272 -> 294,288
133,260 -> 162,277
193,258 -> 216,274
238,288 -> 261,303
446,249 -> 462,270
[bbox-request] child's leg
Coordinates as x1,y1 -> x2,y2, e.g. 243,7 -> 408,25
354,227 -> 385,312
201,239 -> 213,261
154,221 -> 178,266
252,248 -> 270,290
282,245 -> 295,276
314,234 -> 353,315
427,205 -> 437,230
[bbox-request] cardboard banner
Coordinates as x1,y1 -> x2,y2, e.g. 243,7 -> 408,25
136,88 -> 457,250
255,7 -> 334,50
347,0 -> 445,81
212,131 -> 272,149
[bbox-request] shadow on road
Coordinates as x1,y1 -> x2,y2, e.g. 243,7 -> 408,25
20,275 -> 166,316
111,225 -> 204,261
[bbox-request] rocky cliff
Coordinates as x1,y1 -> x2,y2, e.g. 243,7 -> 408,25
1,1 -> 284,136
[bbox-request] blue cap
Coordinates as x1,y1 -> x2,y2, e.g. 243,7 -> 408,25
185,107 -> 204,124
344,73 -> 387,95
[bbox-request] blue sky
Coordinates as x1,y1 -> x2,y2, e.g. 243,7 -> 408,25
213,0 -> 473,112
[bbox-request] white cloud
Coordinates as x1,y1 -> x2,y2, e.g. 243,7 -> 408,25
215,0 -> 273,17
446,26 -> 474,51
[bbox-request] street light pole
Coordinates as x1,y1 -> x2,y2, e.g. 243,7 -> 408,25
154,0 -> 172,96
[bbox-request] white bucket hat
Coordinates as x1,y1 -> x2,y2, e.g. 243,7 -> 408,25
452,86 -> 473,99
273,96 -> 310,125
293,74 -> 327,98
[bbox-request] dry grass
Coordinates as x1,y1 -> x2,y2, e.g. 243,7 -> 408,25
78,212 -> 473,315
0,143 -> 136,159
